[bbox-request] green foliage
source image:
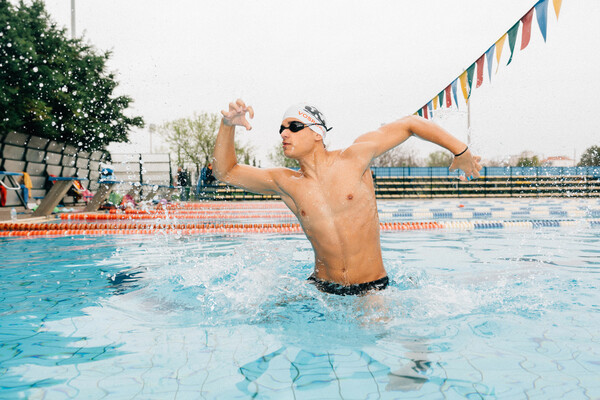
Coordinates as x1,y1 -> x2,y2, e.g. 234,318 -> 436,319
268,144 -> 299,168
160,112 -> 254,172
578,145 -> 600,166
0,0 -> 143,150
516,156 -> 541,167
426,151 -> 453,167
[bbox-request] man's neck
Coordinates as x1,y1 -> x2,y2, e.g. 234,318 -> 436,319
297,146 -> 330,179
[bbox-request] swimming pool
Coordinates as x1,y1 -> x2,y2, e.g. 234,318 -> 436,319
1,199 -> 599,399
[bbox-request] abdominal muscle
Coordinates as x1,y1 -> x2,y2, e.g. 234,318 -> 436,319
285,171 -> 387,286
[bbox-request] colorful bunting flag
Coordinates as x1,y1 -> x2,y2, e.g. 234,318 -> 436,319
535,0 -> 549,42
417,108 -> 423,117
459,71 -> 469,102
521,8 -> 535,50
451,79 -> 459,108
485,44 -> 495,82
506,21 -> 520,65
553,0 -> 562,19
476,55 -> 485,88
495,34 -> 507,72
413,1 -> 560,116
466,63 -> 476,97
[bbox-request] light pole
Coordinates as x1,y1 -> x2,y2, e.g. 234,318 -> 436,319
70,0 -> 76,39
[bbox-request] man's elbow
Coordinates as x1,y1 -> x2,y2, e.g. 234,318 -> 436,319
212,162 -> 235,183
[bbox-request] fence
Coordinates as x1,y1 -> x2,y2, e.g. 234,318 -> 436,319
109,153 -> 173,185
197,166 -> 600,200
1,132 -> 106,207
372,166 -> 600,198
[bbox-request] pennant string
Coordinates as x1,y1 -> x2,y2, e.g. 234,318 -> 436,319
413,1 -> 559,115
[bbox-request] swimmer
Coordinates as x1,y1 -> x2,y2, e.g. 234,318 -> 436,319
213,99 -> 482,295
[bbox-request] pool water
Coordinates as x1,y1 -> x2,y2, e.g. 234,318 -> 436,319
1,208 -> 599,398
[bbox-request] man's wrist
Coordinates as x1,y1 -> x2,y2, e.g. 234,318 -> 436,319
222,118 -> 233,127
453,146 -> 468,157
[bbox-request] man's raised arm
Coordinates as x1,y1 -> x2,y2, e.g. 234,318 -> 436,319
212,99 -> 281,195
353,115 -> 482,181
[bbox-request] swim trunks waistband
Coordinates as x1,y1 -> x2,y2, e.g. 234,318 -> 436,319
307,275 -> 389,296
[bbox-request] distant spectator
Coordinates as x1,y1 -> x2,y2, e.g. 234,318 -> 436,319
176,166 -> 190,201
205,163 -> 216,185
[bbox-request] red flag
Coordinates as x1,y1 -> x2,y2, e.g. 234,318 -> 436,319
445,85 -> 452,107
422,105 -> 428,119
476,55 -> 485,88
521,8 -> 535,50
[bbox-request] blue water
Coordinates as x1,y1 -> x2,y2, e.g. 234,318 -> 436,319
1,226 -> 599,399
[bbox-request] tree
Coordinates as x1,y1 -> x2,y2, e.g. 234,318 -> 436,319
578,145 -> 600,166
160,112 -> 254,175
516,156 -> 541,167
0,0 -> 143,150
371,146 -> 422,167
268,145 -> 300,169
426,151 -> 453,167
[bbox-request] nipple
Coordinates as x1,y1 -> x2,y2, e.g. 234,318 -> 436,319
347,194 -> 353,200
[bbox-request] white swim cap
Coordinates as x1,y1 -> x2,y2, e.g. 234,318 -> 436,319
282,103 -> 331,139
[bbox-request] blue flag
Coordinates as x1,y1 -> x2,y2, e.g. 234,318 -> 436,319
485,44 -> 495,82
535,0 -> 549,42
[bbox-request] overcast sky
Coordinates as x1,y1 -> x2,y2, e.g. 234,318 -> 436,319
40,0 -> 600,165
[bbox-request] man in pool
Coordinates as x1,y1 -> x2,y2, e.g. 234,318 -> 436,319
213,99 -> 482,296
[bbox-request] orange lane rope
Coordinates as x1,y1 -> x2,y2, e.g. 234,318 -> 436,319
0,221 -> 442,236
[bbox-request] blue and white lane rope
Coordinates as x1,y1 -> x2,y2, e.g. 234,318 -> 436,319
437,219 -> 598,231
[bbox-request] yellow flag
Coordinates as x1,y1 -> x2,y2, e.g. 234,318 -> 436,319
459,71 -> 469,102
553,0 -> 562,19
495,33 -> 507,72
433,95 -> 438,110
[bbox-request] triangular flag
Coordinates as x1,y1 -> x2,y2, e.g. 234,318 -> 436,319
476,55 -> 485,88
417,108 -> 422,117
459,72 -> 469,102
427,100 -> 433,118
535,0 -> 549,42
521,8 -> 535,50
553,0 -> 562,19
495,34 -> 507,72
451,79 -> 459,109
466,63 -> 476,97
422,105 -> 428,119
445,85 -> 452,108
438,90 -> 445,108
506,21 -> 520,65
433,95 -> 438,110
485,44 -> 495,82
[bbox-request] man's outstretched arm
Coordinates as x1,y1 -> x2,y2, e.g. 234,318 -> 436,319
353,115 -> 482,180
212,99 -> 281,195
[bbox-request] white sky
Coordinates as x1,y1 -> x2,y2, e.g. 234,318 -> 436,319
40,0 -> 600,165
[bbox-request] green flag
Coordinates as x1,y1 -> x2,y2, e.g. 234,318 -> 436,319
506,21 -> 520,65
438,90 -> 445,108
466,63 -> 476,97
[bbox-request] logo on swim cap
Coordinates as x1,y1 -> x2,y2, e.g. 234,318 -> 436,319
282,103 -> 331,139
303,105 -> 327,127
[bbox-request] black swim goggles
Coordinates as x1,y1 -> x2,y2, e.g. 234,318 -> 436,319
279,121 -> 331,134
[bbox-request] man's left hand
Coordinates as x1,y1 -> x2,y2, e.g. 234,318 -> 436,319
449,149 -> 482,181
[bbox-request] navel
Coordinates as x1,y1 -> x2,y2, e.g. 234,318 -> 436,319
347,194 -> 353,200
301,210 -> 306,216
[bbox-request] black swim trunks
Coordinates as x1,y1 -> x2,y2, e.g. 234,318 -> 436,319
307,275 -> 389,296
